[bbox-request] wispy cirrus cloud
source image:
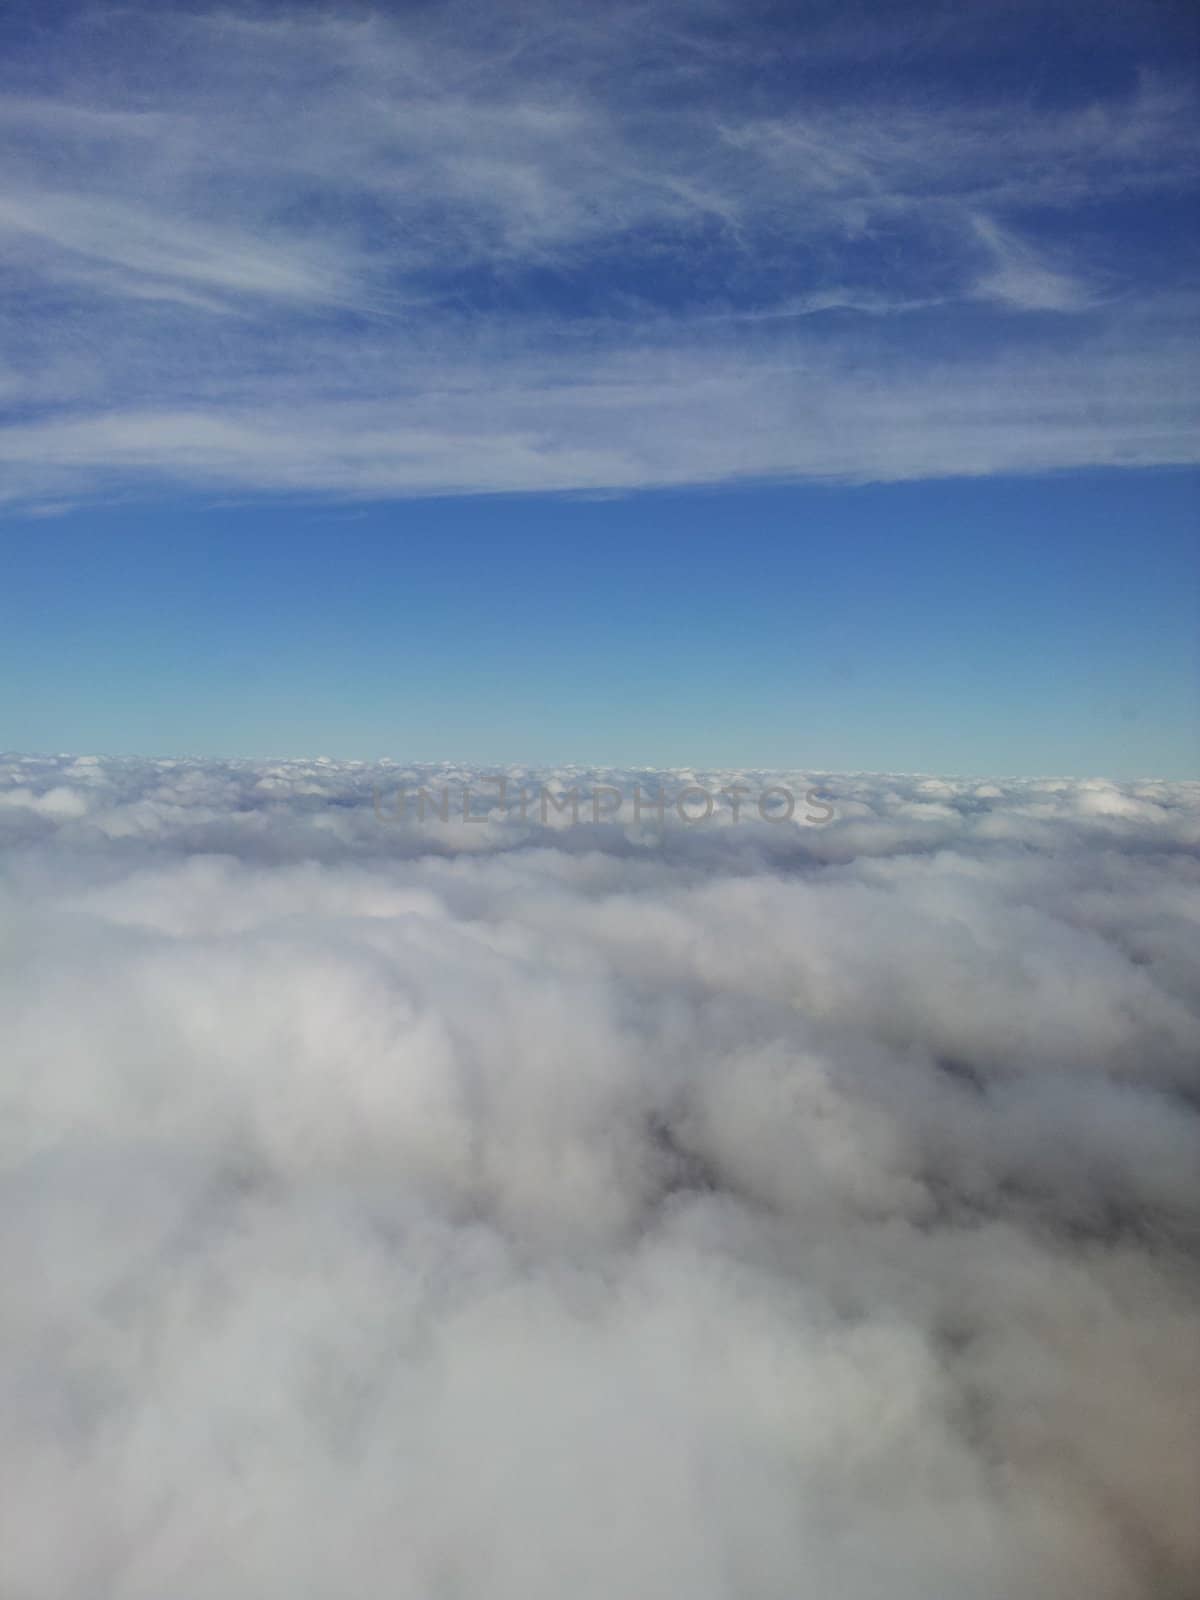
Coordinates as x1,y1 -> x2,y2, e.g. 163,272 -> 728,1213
2,302 -> 1195,504
0,1 -> 1197,505
970,217 -> 1104,312
0,190 -> 356,307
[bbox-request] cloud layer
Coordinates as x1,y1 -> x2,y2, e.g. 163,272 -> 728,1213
2,1 -> 1198,507
2,752 -> 1198,1596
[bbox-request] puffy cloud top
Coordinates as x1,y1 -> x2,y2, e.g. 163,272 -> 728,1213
2,754 -> 1198,1597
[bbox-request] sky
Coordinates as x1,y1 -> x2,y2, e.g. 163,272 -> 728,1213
1,0 -> 1198,775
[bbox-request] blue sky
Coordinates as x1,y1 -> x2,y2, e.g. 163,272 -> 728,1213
1,0 -> 1197,775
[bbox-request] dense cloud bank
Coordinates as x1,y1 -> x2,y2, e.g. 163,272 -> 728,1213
2,754 -> 1198,1598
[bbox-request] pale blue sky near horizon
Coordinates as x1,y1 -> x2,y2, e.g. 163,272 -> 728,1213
3,468 -> 1196,779
1,0 -> 1197,778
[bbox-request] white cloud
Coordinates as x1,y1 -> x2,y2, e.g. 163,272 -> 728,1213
970,217 -> 1102,312
0,305 -> 1195,503
0,4 -> 1196,505
1,753 -> 1198,1596
0,190 -> 355,306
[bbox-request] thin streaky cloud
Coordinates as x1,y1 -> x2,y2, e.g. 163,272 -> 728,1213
0,2 -> 1197,505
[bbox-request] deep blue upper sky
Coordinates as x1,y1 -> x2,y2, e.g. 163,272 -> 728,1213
0,0 -> 1197,774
